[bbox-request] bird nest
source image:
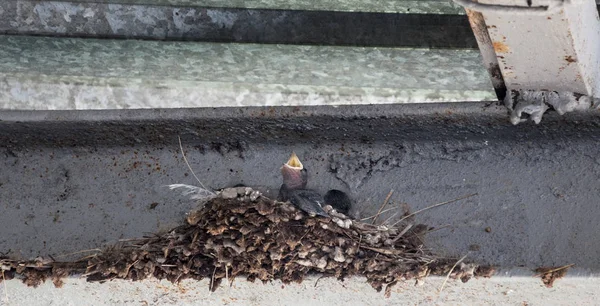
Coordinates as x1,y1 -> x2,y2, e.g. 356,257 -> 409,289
0,187 -> 493,296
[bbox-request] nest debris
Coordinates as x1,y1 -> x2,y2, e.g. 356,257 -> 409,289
0,187 -> 494,295
534,264 -> 573,288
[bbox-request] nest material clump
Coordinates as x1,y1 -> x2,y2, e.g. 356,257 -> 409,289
535,264 -> 573,288
0,187 -> 493,294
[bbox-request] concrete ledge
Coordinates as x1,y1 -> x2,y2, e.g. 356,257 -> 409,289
0,103 -> 515,146
1,272 -> 598,305
1,104 -> 600,273
3,102 -> 600,146
0,35 -> 496,110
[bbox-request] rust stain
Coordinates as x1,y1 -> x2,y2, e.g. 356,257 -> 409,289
465,9 -> 492,44
492,41 -> 510,53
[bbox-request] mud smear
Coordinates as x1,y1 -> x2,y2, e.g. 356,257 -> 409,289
0,189 -> 493,295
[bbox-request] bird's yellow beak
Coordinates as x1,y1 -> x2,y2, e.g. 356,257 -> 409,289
284,152 -> 303,169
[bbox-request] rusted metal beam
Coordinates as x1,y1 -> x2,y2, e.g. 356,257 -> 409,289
465,8 -> 507,100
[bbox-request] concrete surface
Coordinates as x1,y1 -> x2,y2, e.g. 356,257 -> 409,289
2,1 -> 600,303
1,272 -> 599,305
0,35 -> 495,110
0,1 -> 477,48
2,103 -> 600,273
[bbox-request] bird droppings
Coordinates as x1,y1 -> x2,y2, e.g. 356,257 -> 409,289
0,188 -> 493,295
505,89 -> 599,124
220,188 -> 238,199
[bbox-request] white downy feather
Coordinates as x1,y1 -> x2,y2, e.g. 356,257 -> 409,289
168,184 -> 216,201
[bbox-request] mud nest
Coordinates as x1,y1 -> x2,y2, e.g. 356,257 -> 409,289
0,187 -> 493,295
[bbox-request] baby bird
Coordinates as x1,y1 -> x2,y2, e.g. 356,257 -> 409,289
277,152 -> 329,217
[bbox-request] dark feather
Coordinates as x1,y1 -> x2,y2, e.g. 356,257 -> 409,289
279,185 -> 329,217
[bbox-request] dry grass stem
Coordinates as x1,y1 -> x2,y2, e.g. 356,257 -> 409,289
438,253 -> 469,293
372,189 -> 394,224
2,270 -> 7,304
391,193 -> 478,228
360,207 -> 398,221
54,249 -> 102,259
533,264 -> 574,277
178,136 -> 211,193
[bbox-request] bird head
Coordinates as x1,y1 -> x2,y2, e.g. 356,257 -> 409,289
280,152 -> 308,189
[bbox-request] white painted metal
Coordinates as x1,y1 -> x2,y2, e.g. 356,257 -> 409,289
458,0 -> 600,97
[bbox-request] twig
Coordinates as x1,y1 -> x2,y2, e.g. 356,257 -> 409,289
423,224 -> 452,235
380,212 -> 400,227
81,270 -> 97,277
225,264 -> 229,289
391,223 -> 414,243
372,189 -> 394,224
53,248 -> 102,259
533,264 -> 575,277
178,136 -> 209,191
359,245 -> 403,256
191,230 -> 200,246
357,234 -> 362,253
229,266 -> 235,288
314,275 -> 326,287
210,266 -> 217,293
127,260 -> 139,276
298,228 -> 312,243
360,207 -> 398,221
391,193 -> 478,228
77,253 -> 100,262
2,270 -> 7,304
438,253 -> 469,293
118,238 -> 149,242
16,264 -> 54,269
174,272 -> 184,284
